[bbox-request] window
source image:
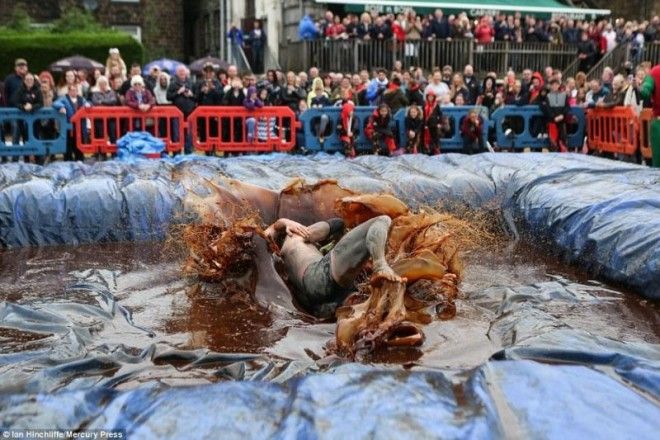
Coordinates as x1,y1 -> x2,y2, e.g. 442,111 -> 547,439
113,25 -> 142,42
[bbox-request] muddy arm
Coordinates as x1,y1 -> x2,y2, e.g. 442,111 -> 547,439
305,218 -> 345,244
264,218 -> 310,242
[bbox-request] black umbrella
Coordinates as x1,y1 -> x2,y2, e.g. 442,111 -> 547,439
50,55 -> 104,73
189,56 -> 229,74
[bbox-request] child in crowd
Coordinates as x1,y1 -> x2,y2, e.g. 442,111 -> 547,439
105,48 -> 127,81
404,104 -> 424,154
366,104 -> 395,155
243,86 -> 263,143
337,100 -> 358,158
461,110 -> 484,155
423,91 -> 445,155
256,88 -> 277,142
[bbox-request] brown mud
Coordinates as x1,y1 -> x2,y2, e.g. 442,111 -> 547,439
1,239 -> 657,376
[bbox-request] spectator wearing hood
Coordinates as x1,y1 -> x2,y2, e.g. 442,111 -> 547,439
461,110 -> 485,154
366,69 -> 389,106
406,79 -> 424,106
337,100 -> 358,158
366,104 -> 396,155
153,72 -> 171,105
423,90 -> 446,155
528,71 -> 545,104
243,85 -> 264,143
382,77 -> 408,115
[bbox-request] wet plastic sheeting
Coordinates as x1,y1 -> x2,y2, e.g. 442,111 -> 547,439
0,154 -> 659,437
1,153 -> 658,298
2,362 -> 658,439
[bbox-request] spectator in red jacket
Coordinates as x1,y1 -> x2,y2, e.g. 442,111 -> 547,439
461,110 -> 484,155
125,75 -> 155,132
474,17 -> 495,44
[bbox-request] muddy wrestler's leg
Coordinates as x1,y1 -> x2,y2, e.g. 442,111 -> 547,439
329,215 -> 400,287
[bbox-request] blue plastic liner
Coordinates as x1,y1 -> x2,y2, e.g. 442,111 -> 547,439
1,153 -> 657,299
2,362 -> 657,439
116,131 -> 165,160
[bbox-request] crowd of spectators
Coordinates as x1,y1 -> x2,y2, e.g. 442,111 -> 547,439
300,9 -> 659,48
0,36 -> 656,162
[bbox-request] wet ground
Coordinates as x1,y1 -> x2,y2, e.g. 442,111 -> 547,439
1,238 -> 657,391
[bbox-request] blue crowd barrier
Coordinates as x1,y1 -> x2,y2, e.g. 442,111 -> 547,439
394,106 -> 489,152
0,108 -> 69,157
491,105 -> 585,150
298,106 -> 376,153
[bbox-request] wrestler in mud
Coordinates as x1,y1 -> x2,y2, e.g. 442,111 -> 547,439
182,179 -> 465,357
263,215 -> 403,319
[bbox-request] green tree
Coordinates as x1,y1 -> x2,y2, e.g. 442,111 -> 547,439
6,5 -> 32,32
52,8 -> 103,33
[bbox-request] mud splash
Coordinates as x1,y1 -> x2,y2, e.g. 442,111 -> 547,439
179,178 -> 484,357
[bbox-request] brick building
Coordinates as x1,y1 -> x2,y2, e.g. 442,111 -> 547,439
0,0 -> 185,60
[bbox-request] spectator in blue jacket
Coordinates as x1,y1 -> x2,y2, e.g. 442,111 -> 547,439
53,84 -> 90,161
299,15 -> 319,40
227,23 -> 244,66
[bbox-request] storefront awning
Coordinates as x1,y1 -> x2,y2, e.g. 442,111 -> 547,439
316,0 -> 611,20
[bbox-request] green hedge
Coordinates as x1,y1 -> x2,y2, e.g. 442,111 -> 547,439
0,30 -> 144,77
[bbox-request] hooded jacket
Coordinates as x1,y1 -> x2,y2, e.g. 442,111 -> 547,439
382,82 -> 409,115
338,100 -> 358,142
528,72 -> 545,103
243,86 -> 264,110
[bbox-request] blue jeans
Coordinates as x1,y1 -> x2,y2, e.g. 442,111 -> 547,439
246,117 -> 256,142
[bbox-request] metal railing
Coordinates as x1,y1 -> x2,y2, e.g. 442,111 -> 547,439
563,57 -> 582,79
228,40 -> 253,73
587,43 -> 630,80
641,42 -> 660,65
279,39 -> 578,77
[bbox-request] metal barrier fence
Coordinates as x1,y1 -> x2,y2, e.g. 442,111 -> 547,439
0,108 -> 69,157
280,39 -> 578,77
642,42 -> 660,66
3,105 -> 654,162
70,106 -> 186,155
188,106 -> 297,153
394,106 -> 489,152
586,106 -> 639,155
491,105 -> 586,150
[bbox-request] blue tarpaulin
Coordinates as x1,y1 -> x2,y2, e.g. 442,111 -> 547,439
0,153 -> 658,438
1,153 -> 657,298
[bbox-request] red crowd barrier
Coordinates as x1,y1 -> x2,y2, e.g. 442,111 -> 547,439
188,106 -> 297,153
639,109 -> 653,161
70,106 -> 185,155
586,107 -> 639,156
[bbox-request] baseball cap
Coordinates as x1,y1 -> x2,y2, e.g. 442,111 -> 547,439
15,58 -> 28,67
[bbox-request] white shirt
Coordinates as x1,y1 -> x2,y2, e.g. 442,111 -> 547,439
603,30 -> 617,52
424,81 -> 450,100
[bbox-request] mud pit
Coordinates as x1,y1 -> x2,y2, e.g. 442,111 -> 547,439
1,237 -> 656,390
